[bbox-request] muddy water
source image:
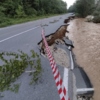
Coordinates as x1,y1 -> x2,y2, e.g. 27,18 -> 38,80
67,18 -> 100,100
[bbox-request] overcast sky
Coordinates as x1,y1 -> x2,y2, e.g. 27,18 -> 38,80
62,0 -> 76,8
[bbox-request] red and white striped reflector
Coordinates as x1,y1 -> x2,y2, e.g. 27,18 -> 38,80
41,29 -> 69,100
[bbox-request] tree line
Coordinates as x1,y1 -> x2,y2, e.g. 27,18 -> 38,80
0,0 -> 67,18
68,0 -> 100,23
68,0 -> 95,17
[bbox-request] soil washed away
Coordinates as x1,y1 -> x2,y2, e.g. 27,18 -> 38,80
48,44 -> 69,68
38,25 -> 70,68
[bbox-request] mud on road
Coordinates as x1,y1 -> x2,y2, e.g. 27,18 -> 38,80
67,18 -> 100,100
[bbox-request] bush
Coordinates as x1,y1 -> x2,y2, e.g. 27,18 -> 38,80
37,9 -> 46,16
25,7 -> 37,16
92,1 -> 100,23
0,17 -> 10,24
68,0 -> 95,18
93,10 -> 99,16
93,15 -> 100,23
15,5 -> 26,18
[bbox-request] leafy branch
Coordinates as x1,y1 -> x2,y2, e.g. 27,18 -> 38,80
0,50 -> 42,93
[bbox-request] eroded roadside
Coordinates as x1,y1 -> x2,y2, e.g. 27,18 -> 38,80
38,25 -> 70,68
67,18 -> 100,100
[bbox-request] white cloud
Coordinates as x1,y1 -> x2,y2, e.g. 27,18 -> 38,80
62,0 -> 76,8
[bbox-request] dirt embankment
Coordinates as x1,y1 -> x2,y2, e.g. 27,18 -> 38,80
38,25 -> 70,68
67,18 -> 100,100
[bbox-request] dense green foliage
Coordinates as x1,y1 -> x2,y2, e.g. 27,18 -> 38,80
68,0 -> 100,23
93,0 -> 100,23
0,0 -> 67,27
0,50 -> 41,93
68,0 -> 95,17
0,0 -> 67,17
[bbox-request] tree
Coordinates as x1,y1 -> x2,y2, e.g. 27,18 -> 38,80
0,0 -> 67,18
68,0 -> 95,17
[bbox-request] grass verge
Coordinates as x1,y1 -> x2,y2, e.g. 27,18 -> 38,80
0,14 -> 60,28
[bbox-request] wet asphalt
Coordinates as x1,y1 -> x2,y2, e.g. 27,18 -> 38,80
0,13 -> 73,100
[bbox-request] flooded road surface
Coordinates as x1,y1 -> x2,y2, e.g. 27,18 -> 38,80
67,18 -> 100,100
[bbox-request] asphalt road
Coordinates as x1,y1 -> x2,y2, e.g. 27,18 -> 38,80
0,13 -> 72,100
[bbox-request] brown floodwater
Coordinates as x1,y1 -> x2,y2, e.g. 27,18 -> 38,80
67,18 -> 100,100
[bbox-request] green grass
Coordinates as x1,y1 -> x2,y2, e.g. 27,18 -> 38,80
0,14 -> 60,28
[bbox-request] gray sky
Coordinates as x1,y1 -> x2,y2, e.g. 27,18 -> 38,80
62,0 -> 76,8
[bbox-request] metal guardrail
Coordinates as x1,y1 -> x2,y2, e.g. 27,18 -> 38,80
63,37 -> 94,100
